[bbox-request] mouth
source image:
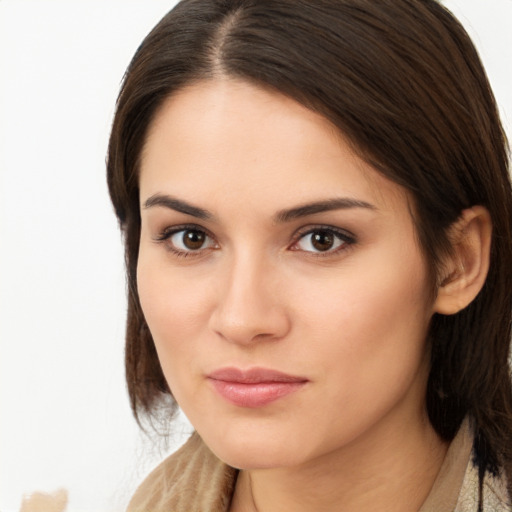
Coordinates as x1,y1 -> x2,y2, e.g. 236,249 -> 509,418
207,367 -> 308,408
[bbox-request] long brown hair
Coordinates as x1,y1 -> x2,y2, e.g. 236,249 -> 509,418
107,0 -> 512,487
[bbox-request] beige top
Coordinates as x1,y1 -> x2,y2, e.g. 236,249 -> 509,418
127,420 -> 511,512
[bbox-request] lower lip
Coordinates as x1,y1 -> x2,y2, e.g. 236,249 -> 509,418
208,379 -> 306,408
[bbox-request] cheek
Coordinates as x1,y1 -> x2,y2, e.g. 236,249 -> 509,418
283,254 -> 432,447
293,249 -> 432,389
137,258 -> 220,409
136,252 -> 214,370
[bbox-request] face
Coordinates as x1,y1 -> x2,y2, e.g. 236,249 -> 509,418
137,79 -> 435,470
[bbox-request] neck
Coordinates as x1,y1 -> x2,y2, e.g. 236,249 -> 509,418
230,409 -> 448,512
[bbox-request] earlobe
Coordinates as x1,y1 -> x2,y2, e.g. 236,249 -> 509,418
433,206 -> 492,315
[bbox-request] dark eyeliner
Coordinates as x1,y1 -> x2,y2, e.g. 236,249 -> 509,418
152,223 -> 217,259
153,223 -> 207,242
290,224 -> 357,255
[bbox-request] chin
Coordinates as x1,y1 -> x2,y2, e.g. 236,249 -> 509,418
216,447 -> 299,471
198,427 -> 309,470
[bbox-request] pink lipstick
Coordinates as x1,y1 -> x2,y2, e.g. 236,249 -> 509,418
207,367 -> 308,408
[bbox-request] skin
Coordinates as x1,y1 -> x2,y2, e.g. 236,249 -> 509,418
137,79 -> 449,512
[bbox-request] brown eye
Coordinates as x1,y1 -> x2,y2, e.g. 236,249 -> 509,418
293,228 -> 352,254
182,229 -> 206,250
311,231 -> 334,251
167,228 -> 215,253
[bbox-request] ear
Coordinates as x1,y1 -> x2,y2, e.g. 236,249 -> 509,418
433,206 -> 492,315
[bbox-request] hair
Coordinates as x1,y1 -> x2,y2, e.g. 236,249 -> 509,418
107,0 -> 512,494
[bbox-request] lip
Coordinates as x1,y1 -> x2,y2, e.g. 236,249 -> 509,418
207,367 -> 308,408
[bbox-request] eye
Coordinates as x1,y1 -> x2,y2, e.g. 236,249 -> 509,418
291,227 -> 354,254
156,226 -> 217,255
171,229 -> 210,250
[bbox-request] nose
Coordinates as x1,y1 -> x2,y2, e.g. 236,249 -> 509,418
208,252 -> 291,345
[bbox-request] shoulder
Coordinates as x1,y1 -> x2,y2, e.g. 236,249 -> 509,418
455,455 -> 511,511
421,418 -> 511,511
127,432 -> 238,512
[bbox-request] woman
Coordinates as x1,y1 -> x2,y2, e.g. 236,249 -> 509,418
106,0 -> 512,510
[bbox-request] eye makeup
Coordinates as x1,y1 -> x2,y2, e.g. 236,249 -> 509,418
152,221 -> 357,261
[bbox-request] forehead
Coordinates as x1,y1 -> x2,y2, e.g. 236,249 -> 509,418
140,79 -> 409,216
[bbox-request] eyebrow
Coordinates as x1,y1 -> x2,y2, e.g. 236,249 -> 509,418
143,194 -> 376,222
274,197 -> 376,223
143,194 -> 213,220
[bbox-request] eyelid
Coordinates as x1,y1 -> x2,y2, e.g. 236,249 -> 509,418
152,223 -> 356,258
153,223 -> 218,257
288,224 -> 356,254
154,223 -> 212,240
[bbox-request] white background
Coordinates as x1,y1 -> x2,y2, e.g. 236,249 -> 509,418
0,1 -> 510,511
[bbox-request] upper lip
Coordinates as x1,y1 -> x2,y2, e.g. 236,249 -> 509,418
207,367 -> 308,384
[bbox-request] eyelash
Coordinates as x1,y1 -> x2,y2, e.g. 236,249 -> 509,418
153,224 -> 356,259
154,224 -> 218,259
289,225 -> 356,257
